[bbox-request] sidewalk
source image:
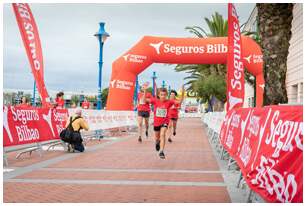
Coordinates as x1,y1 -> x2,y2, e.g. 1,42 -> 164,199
4,118 -> 231,203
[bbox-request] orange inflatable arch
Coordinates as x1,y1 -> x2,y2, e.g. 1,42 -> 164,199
106,35 -> 263,111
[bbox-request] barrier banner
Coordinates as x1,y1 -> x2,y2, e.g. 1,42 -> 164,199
3,106 -> 68,147
68,109 -> 137,131
12,3 -> 51,107
219,105 -> 303,202
227,3 -> 245,111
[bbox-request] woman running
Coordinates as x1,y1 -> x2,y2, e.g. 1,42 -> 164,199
167,90 -> 182,143
141,86 -> 184,159
137,83 -> 152,142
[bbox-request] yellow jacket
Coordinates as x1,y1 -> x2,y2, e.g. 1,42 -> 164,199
65,115 -> 89,132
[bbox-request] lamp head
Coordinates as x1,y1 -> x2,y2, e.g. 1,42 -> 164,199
94,22 -> 110,42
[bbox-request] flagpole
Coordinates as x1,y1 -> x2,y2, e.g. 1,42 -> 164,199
32,81 -> 36,106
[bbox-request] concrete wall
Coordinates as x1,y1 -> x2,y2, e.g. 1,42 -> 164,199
286,3 -> 303,104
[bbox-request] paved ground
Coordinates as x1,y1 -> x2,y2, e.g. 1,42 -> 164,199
4,118 -> 233,203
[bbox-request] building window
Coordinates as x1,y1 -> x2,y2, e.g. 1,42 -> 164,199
298,83 -> 303,103
291,84 -> 298,103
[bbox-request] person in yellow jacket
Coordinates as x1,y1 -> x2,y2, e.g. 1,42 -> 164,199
65,108 -> 89,152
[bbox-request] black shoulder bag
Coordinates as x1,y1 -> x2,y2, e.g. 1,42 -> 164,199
60,116 -> 82,143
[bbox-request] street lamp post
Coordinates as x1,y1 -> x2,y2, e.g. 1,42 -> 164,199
152,71 -> 157,97
94,22 -> 110,110
162,80 -> 166,88
134,75 -> 139,111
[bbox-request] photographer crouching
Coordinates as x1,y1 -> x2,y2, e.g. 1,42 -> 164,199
61,108 -> 89,152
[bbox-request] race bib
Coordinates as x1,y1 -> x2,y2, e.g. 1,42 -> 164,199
156,108 -> 167,117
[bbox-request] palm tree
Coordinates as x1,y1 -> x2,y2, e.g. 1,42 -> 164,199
175,12 -> 228,85
257,3 -> 293,105
175,12 -> 228,111
185,12 -> 228,37
182,12 -> 228,82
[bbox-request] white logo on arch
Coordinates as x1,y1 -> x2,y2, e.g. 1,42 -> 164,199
149,41 -> 164,54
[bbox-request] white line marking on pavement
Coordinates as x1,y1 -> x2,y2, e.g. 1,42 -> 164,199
41,146 -> 65,151
40,167 -> 225,174
6,178 -> 227,187
3,168 -> 15,173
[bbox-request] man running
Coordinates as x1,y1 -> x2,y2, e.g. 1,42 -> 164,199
142,86 -> 184,159
167,90 -> 183,143
137,82 -> 152,142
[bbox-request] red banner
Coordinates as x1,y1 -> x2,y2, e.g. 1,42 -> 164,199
227,3 -> 244,111
219,105 -> 303,202
12,3 -> 51,107
3,106 -> 68,147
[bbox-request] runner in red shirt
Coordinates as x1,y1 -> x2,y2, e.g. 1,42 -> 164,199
82,98 -> 90,109
142,86 -> 184,159
167,90 -> 182,143
137,83 -> 152,142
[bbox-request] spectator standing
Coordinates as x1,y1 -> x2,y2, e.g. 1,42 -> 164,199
82,98 -> 90,109
55,92 -> 65,109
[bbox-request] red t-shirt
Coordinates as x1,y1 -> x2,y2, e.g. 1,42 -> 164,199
82,101 -> 90,109
17,103 -> 30,108
137,92 -> 152,112
150,97 -> 175,126
169,102 -> 181,119
55,98 -> 65,109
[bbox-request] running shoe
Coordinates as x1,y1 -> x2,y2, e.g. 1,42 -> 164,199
168,138 -> 173,143
155,140 -> 160,151
145,130 -> 149,138
173,131 -> 176,136
138,136 -> 142,142
159,151 -> 165,159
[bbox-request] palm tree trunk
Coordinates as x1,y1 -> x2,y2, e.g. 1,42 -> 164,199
257,3 -> 293,105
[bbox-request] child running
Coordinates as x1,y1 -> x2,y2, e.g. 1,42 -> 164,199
142,85 -> 184,159
167,90 -> 183,143
136,82 -> 152,142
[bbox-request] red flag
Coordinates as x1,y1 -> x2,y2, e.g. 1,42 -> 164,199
12,3 -> 51,107
227,3 -> 244,111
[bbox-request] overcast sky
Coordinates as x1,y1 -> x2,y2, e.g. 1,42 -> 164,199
3,3 -> 254,95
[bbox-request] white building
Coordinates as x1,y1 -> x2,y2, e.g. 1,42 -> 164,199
243,3 -> 303,106
286,4 -> 303,104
